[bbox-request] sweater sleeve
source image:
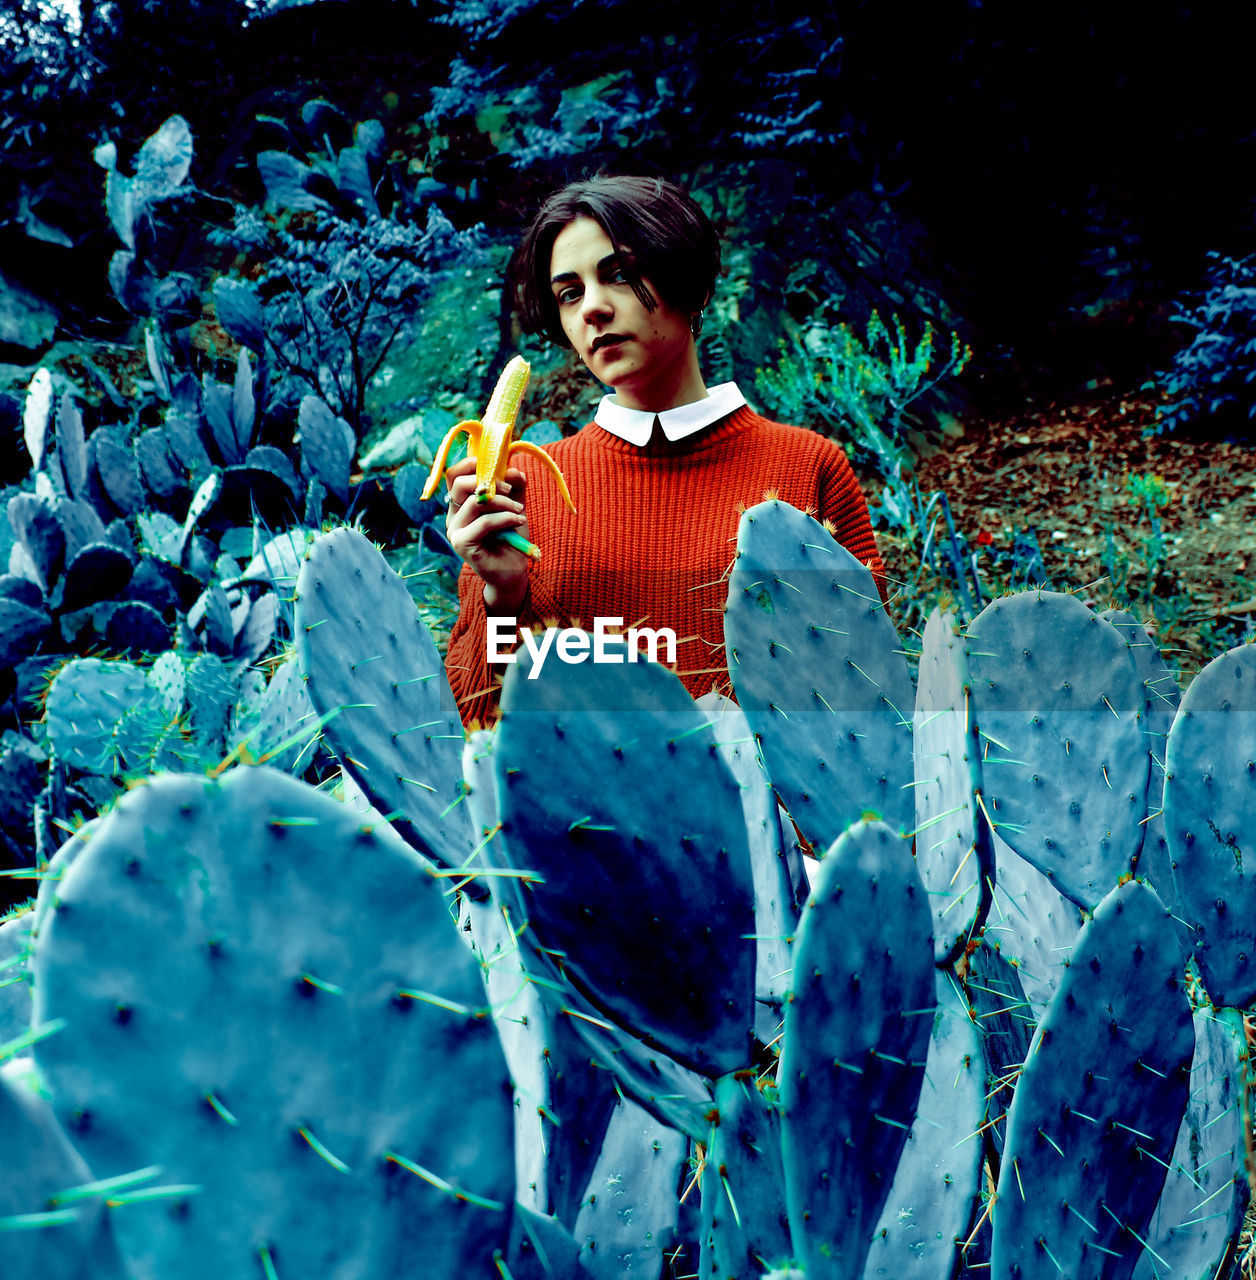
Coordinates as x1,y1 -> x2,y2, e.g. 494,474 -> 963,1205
815,439 -> 890,606
444,568 -> 504,730
444,563 -> 569,729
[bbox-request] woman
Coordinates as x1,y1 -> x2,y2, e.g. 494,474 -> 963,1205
442,175 -> 887,728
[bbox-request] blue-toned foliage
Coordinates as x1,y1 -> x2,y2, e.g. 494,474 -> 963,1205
755,311 -> 970,482
213,202 -> 485,431
755,309 -> 977,613
1154,251 -> 1256,436
424,2 -> 850,171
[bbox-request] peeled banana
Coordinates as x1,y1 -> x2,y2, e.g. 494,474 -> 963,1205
421,356 -> 575,560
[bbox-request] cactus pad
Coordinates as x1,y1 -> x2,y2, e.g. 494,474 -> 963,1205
724,500 -> 915,849
495,647 -> 758,1077
778,819 -> 935,1279
989,880 -> 1193,1278
294,526 -> 477,872
1162,643 -> 1256,1006
31,765 -> 515,1280
965,592 -> 1149,908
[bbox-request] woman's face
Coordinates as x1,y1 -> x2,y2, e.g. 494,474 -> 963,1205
549,216 -> 698,412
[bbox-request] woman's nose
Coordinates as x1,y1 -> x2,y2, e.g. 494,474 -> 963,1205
581,282 -> 612,321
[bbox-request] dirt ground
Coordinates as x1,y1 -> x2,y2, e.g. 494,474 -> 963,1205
876,382 -> 1256,683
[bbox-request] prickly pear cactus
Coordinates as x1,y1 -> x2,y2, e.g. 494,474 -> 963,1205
495,646 -> 758,1078
1132,1006 -> 1249,1280
571,1096 -> 688,1280
2,436 -> 1243,1280
698,691 -> 798,1044
862,970 -> 987,1279
31,765 -> 516,1280
183,652 -> 237,756
294,526 -> 479,874
1100,609 -> 1184,943
44,657 -> 153,776
232,651 -> 323,773
1162,643 -> 1256,1006
701,1071 -> 793,1280
911,607 -> 993,962
0,1057 -> 131,1280
965,591 -> 1150,908
989,879 -> 1193,1278
465,732 -> 716,1146
723,500 -> 915,849
29,824 -> 93,955
459,730 -> 626,1229
985,828 -> 1085,1022
778,820 -> 935,1279
0,911 -> 33,1049
963,941 -> 1035,1174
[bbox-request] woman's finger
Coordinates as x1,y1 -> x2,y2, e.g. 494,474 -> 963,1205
458,511 -> 529,546
447,484 -> 524,524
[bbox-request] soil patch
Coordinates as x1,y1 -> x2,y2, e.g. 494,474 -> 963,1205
877,383 -> 1256,681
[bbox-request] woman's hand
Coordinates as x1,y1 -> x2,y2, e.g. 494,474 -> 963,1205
444,456 -> 531,614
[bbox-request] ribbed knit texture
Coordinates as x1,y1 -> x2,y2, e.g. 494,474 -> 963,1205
445,405 -> 887,727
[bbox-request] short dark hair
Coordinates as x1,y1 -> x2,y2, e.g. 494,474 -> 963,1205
511,175 -> 722,347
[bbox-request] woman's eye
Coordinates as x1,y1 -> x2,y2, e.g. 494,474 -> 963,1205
556,287 -> 580,305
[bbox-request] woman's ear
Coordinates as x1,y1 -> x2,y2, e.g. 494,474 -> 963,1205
688,283 -> 714,337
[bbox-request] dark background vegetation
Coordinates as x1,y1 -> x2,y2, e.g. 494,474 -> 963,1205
4,1 -> 1254,404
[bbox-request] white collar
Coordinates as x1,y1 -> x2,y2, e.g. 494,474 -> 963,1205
594,382 -> 747,446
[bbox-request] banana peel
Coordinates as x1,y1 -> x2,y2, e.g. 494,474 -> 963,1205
421,356 -> 575,560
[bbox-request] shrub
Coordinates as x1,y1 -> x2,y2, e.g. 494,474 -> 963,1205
213,203 -> 484,433
755,310 -> 970,497
1153,250 -> 1256,435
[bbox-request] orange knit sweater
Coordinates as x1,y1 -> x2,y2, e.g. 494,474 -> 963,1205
445,405 -> 887,727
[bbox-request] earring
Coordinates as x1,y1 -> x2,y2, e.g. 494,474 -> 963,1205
689,310 -> 705,338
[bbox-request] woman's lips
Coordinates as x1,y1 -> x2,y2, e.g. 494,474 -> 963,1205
591,335 -> 629,356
